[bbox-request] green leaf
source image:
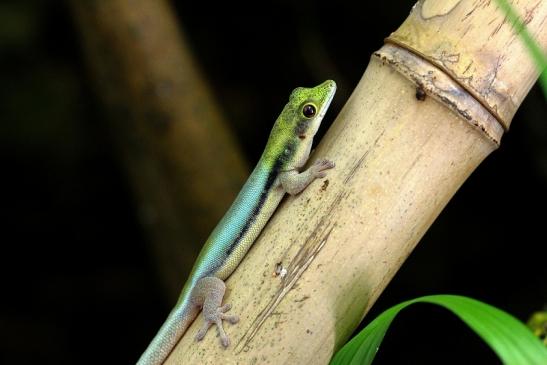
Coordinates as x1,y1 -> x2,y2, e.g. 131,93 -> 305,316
330,295 -> 547,365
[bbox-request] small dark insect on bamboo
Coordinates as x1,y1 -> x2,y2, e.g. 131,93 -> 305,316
415,85 -> 426,101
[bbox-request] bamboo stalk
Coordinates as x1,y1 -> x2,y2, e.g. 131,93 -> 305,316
165,0 -> 546,363
70,0 -> 248,298
387,0 -> 546,128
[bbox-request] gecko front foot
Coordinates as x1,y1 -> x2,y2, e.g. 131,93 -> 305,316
192,276 -> 239,347
311,158 -> 335,178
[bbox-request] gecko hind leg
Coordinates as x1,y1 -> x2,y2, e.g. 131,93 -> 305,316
191,276 -> 239,347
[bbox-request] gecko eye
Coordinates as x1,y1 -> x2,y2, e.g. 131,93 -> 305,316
302,104 -> 316,118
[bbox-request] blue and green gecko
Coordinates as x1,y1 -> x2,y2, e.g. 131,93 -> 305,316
137,80 -> 337,365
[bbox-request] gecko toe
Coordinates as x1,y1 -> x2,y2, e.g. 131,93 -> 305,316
313,159 -> 335,174
219,303 -> 232,312
220,335 -> 230,347
221,313 -> 239,324
196,321 -> 212,341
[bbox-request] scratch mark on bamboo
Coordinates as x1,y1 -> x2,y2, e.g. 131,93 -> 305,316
344,151 -> 369,184
235,190 -> 348,353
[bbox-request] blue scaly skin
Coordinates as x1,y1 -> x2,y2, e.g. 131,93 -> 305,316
137,80 -> 337,365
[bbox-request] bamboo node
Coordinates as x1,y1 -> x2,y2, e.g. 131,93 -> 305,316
374,43 -> 504,147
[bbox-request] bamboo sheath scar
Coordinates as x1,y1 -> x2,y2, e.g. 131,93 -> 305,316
164,0 -> 546,363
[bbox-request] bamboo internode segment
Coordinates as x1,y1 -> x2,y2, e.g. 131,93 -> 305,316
386,0 -> 547,130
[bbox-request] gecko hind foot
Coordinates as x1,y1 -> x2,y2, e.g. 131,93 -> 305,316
195,305 -> 239,347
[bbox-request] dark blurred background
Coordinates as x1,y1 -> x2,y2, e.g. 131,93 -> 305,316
1,1 -> 545,364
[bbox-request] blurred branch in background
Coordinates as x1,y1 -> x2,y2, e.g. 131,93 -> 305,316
70,0 -> 248,299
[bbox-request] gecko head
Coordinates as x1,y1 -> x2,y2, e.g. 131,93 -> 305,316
268,80 -> 336,170
288,80 -> 336,140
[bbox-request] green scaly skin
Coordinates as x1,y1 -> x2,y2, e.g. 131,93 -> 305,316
137,80 -> 337,365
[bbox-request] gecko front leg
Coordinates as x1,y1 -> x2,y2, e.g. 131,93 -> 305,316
191,277 -> 239,347
279,158 -> 335,195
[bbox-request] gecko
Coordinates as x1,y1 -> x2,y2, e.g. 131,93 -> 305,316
137,80 -> 337,365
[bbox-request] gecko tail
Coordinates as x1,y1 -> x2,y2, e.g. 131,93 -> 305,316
136,301 -> 199,365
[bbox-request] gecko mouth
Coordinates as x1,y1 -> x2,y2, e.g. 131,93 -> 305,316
317,84 -> 336,120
